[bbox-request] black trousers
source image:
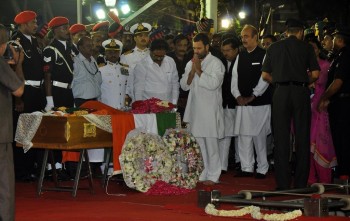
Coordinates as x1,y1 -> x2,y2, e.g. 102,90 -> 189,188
328,97 -> 350,177
272,85 -> 311,189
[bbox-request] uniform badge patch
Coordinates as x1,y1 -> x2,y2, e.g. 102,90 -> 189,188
44,56 -> 51,62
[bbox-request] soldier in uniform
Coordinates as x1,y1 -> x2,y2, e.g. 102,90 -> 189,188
120,22 -> 152,101
42,17 -> 74,178
69,23 -> 89,56
12,10 -> 46,182
319,27 -> 350,178
99,39 -> 128,109
261,19 -> 320,190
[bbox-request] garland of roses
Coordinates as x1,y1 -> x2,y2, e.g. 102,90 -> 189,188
120,130 -> 173,192
162,129 -> 204,189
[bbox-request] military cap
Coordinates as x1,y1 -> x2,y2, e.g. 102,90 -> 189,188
332,26 -> 350,37
92,21 -> 110,33
14,11 -> 37,24
196,17 -> 214,33
130,23 -> 152,35
69,24 -> 86,35
48,16 -> 69,29
102,39 -> 123,51
285,18 -> 305,29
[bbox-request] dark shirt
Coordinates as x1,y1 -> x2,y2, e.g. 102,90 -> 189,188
262,35 -> 320,83
237,46 -> 271,106
221,58 -> 237,108
0,57 -> 23,143
327,46 -> 350,98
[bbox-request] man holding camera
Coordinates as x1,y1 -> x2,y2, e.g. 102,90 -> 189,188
0,23 -> 25,221
11,10 -> 46,182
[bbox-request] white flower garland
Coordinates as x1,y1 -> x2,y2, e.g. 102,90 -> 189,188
205,203 -> 302,221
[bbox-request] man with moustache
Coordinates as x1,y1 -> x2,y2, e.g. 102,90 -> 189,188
167,34 -> 192,118
11,10 -> 46,182
120,22 -> 151,102
42,17 -> 74,179
69,23 -> 89,56
180,33 -> 225,186
231,25 -> 272,179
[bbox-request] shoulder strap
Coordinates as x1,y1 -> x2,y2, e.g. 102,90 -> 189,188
45,46 -> 73,74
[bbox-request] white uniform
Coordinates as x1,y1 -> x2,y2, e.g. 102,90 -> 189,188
134,55 -> 179,104
120,47 -> 149,100
99,61 -> 128,109
180,52 -> 225,183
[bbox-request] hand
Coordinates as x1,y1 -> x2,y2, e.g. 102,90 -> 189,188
192,54 -> 202,76
236,96 -> 246,106
124,95 -> 132,107
245,95 -> 255,104
45,96 -> 54,112
15,97 -> 24,112
318,98 -> 329,112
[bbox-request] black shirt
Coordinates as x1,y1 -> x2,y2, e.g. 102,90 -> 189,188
262,35 -> 320,83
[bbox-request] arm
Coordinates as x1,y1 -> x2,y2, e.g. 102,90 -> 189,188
179,61 -> 192,91
170,59 -> 179,104
318,79 -> 343,112
43,47 -> 54,110
231,56 -> 245,105
309,70 -> 320,84
133,63 -> 147,101
261,71 -> 272,83
14,47 -> 25,111
198,58 -> 224,90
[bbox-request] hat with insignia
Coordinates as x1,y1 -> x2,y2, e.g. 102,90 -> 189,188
332,26 -> 350,38
285,18 -> 305,29
48,16 -> 69,29
69,24 -> 86,35
102,39 -> 123,51
14,11 -> 37,24
130,23 -> 152,35
196,17 -> 214,33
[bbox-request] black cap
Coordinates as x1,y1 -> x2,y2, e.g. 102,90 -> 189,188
285,18 -> 305,29
332,26 -> 350,37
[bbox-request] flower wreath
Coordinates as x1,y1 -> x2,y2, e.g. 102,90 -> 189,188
131,97 -> 176,114
120,129 -> 173,192
162,129 -> 203,189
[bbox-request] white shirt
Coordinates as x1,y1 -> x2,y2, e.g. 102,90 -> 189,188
99,61 -> 128,109
120,46 -> 150,100
180,53 -> 225,138
134,55 -> 179,104
72,53 -> 102,99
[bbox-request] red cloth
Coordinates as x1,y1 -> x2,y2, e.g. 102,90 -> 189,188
14,11 -> 36,24
63,101 -> 135,172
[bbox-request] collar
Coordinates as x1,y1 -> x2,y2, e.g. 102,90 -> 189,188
23,33 -> 32,43
58,40 -> 67,49
246,45 -> 258,53
135,46 -> 149,52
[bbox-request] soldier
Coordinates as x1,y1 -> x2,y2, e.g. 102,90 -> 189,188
120,22 -> 151,101
42,16 -> 74,179
12,10 -> 46,182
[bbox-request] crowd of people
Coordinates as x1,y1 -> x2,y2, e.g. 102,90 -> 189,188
1,9 -> 350,221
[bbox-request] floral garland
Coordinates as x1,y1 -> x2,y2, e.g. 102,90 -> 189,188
120,130 -> 173,192
162,129 -> 203,189
205,203 -> 302,221
131,97 -> 176,114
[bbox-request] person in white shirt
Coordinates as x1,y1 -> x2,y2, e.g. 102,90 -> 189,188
99,39 -> 128,109
120,23 -> 151,101
134,39 -> 179,104
180,33 -> 225,186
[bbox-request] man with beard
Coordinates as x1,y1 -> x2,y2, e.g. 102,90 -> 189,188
167,34 -> 192,119
318,27 -> 350,179
120,22 -> 151,102
11,11 -> 46,182
261,19 -> 320,190
42,16 -> 74,180
231,25 -> 272,179
180,33 -> 225,186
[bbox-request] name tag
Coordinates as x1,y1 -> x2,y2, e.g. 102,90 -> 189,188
252,62 -> 260,65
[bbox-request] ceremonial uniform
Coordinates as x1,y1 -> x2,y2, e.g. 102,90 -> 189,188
134,55 -> 179,104
231,47 -> 271,176
262,33 -> 320,189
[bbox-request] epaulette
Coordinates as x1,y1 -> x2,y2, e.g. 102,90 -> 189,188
123,50 -> 134,55
119,62 -> 129,68
98,63 -> 106,68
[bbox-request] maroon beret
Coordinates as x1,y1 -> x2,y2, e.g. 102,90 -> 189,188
14,11 -> 37,24
92,21 -> 110,32
69,24 -> 86,34
48,16 -> 69,29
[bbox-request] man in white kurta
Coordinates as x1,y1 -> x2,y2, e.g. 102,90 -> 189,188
134,39 -> 179,104
120,23 -> 151,101
231,25 -> 271,178
180,33 -> 225,185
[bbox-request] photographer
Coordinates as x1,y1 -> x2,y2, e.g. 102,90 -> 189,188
0,23 -> 25,221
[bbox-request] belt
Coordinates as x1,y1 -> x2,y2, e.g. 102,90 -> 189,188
52,81 -> 71,89
275,81 -> 308,87
25,80 -> 42,87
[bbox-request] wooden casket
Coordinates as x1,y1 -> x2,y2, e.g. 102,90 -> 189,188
31,116 -> 112,148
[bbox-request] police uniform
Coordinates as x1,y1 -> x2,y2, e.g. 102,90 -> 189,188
326,29 -> 350,177
261,19 -> 320,189
120,23 -> 151,100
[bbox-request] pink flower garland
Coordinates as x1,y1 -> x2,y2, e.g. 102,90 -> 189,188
131,98 -> 175,114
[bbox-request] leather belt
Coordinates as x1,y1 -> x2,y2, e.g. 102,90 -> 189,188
275,81 -> 308,87
25,80 -> 42,87
52,81 -> 71,89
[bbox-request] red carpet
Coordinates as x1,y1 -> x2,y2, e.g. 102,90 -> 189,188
15,171 -> 349,221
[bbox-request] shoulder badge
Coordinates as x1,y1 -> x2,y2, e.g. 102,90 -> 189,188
120,63 -> 129,76
119,62 -> 129,68
123,50 -> 134,55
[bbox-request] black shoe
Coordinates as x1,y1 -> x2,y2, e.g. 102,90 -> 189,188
234,171 -> 253,177
56,169 -> 73,181
234,163 -> 241,172
255,173 -> 266,179
221,170 -> 227,174
16,174 -> 37,182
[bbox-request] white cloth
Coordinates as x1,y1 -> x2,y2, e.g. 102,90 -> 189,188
180,53 -> 225,138
223,108 -> 236,136
72,53 -> 102,100
120,47 -> 150,100
134,55 -> 179,104
133,114 -> 158,134
99,62 -> 128,109
196,137 -> 221,182
218,137 -> 231,171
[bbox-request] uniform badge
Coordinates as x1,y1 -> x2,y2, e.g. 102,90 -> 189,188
44,56 -> 51,62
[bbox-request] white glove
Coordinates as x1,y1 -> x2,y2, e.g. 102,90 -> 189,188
45,96 -> 54,112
